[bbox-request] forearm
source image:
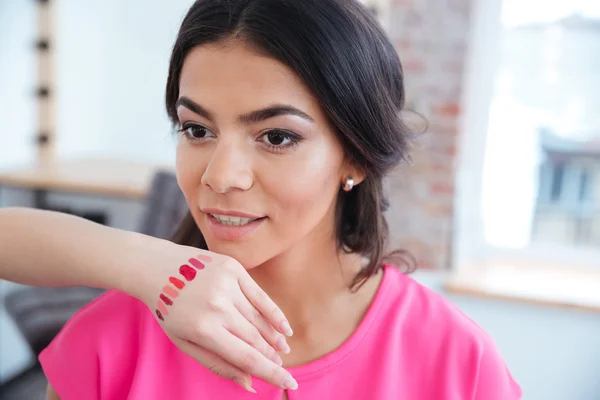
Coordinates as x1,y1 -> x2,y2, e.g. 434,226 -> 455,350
0,207 -> 150,297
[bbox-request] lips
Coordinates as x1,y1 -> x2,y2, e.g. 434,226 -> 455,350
210,214 -> 258,226
200,208 -> 266,240
201,208 -> 263,218
204,213 -> 266,240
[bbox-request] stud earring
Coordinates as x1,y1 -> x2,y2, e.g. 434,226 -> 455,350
343,176 -> 354,191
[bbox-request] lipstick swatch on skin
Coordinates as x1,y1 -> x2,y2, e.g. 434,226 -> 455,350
188,258 -> 205,270
196,254 -> 212,263
160,294 -> 173,306
163,286 -> 179,298
155,255 -> 212,322
179,265 -> 197,281
169,277 -> 185,289
157,301 -> 168,316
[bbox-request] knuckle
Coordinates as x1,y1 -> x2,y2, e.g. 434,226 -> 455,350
241,352 -> 259,371
263,346 -> 277,361
247,329 -> 263,345
223,257 -> 242,273
195,320 -> 213,338
250,308 -> 264,324
207,297 -> 226,313
215,274 -> 234,291
271,305 -> 283,318
208,364 -> 224,377
254,289 -> 268,304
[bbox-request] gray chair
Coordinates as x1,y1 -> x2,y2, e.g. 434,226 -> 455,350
0,170 -> 187,399
137,170 -> 189,241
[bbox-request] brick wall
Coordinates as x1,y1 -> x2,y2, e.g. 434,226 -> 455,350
383,0 -> 472,269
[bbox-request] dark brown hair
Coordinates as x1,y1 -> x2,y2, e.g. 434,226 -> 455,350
167,0 -> 416,289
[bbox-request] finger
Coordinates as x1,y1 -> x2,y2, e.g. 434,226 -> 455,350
237,274 -> 293,337
235,297 -> 290,355
209,327 -> 298,390
225,306 -> 284,366
176,339 -> 256,393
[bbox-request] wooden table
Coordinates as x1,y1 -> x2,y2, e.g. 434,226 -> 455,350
0,158 -> 174,205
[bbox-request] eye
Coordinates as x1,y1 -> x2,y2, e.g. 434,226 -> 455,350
259,129 -> 302,151
178,123 -> 215,141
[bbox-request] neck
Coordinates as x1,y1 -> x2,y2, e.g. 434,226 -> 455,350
249,234 -> 363,333
249,234 -> 383,367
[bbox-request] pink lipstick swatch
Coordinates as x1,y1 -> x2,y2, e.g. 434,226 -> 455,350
157,301 -> 168,316
196,254 -> 212,262
163,286 -> 179,298
188,258 -> 205,270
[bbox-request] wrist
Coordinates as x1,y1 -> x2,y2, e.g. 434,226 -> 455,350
119,231 -> 171,309
119,230 -> 153,301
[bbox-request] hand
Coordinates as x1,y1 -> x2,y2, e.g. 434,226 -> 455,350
123,236 -> 297,392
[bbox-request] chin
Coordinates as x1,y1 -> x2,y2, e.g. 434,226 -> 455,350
203,238 -> 268,270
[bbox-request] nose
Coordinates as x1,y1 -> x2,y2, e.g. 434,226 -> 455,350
201,139 -> 254,194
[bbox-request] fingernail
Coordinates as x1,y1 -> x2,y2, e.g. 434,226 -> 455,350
277,336 -> 291,354
283,374 -> 298,390
274,354 -> 283,366
281,320 -> 293,336
234,378 -> 257,394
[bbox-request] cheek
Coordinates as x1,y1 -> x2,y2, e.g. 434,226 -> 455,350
264,144 -> 342,222
175,143 -> 204,200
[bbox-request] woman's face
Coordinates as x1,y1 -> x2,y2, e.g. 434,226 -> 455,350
176,41 -> 354,268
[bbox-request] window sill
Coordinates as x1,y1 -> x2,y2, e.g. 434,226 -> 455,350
444,261 -> 600,313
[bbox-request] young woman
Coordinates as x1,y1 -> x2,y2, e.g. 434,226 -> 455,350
40,0 -> 522,398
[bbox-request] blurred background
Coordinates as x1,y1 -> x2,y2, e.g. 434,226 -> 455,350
0,0 -> 599,399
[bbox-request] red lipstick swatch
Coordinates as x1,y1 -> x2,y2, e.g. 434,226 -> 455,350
169,277 -> 185,289
160,294 -> 173,306
179,264 -> 197,281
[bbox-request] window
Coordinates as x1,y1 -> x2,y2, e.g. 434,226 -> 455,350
455,0 -> 600,268
549,162 -> 565,202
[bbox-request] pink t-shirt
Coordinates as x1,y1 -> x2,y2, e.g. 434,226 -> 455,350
39,265 -> 522,399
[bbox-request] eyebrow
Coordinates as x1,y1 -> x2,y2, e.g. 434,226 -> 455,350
175,96 -> 314,124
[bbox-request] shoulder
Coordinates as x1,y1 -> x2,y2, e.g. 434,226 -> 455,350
380,266 -> 522,399
382,265 -> 497,344
39,290 -> 163,399
48,290 -> 151,344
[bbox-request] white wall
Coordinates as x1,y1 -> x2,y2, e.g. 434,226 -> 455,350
0,1 -> 37,169
0,0 -> 195,168
54,0 -> 195,164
